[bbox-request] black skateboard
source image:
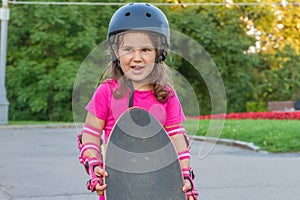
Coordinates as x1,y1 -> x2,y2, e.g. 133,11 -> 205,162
104,107 -> 186,199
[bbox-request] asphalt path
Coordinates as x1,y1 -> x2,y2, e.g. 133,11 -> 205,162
0,126 -> 299,200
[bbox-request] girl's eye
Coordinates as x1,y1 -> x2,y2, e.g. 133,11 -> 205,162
124,48 -> 133,51
142,48 -> 152,52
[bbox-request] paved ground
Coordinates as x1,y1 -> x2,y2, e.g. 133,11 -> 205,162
0,126 -> 299,200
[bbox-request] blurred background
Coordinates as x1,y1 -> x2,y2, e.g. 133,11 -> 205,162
1,0 -> 299,122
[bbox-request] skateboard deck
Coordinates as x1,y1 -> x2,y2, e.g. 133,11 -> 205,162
104,107 -> 185,200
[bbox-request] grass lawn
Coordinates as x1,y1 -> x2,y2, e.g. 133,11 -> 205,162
8,121 -> 70,125
184,119 -> 300,153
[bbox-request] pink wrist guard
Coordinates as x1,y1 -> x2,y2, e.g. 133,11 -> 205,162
86,157 -> 104,192
182,167 -> 199,200
77,124 -> 104,192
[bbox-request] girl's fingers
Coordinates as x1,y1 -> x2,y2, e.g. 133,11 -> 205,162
94,166 -> 108,177
182,179 -> 192,192
95,183 -> 107,195
93,167 -> 108,195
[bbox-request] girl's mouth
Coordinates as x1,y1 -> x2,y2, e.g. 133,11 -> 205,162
130,66 -> 144,70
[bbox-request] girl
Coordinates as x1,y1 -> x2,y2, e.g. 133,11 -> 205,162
77,3 -> 198,200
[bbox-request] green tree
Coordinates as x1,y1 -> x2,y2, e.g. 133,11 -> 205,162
253,45 -> 300,102
166,2 -> 259,113
7,0 -> 298,121
241,0 -> 300,107
6,4 -> 114,121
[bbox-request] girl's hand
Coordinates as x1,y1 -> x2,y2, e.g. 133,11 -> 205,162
183,178 -> 198,200
94,166 -> 108,195
182,178 -> 192,192
188,196 -> 195,200
183,179 -> 195,200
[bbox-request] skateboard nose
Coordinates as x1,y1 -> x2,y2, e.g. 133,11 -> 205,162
129,108 -> 151,127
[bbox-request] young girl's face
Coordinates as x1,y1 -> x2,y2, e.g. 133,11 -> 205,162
116,32 -> 156,89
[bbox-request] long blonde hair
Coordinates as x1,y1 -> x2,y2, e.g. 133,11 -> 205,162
102,31 -> 173,103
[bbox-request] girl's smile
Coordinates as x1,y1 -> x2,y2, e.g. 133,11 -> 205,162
130,65 -> 146,74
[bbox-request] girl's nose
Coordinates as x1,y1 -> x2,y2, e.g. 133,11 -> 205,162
133,50 -> 142,61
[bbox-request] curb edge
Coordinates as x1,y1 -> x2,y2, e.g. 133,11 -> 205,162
189,135 -> 261,151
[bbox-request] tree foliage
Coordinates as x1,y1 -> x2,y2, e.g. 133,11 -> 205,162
239,0 -> 300,109
165,2 -> 259,113
7,3 -> 114,121
5,0 -> 300,121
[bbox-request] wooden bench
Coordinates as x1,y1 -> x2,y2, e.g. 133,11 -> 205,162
268,101 -> 295,112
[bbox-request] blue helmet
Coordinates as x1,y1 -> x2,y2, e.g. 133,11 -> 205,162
107,3 -> 170,47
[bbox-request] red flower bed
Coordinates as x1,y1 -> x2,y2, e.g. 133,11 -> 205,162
192,111 -> 300,120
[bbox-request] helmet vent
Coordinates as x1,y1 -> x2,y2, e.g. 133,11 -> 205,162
125,12 -> 131,17
145,12 -> 151,17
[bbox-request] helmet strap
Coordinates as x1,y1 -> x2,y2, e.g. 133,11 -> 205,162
127,79 -> 134,108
